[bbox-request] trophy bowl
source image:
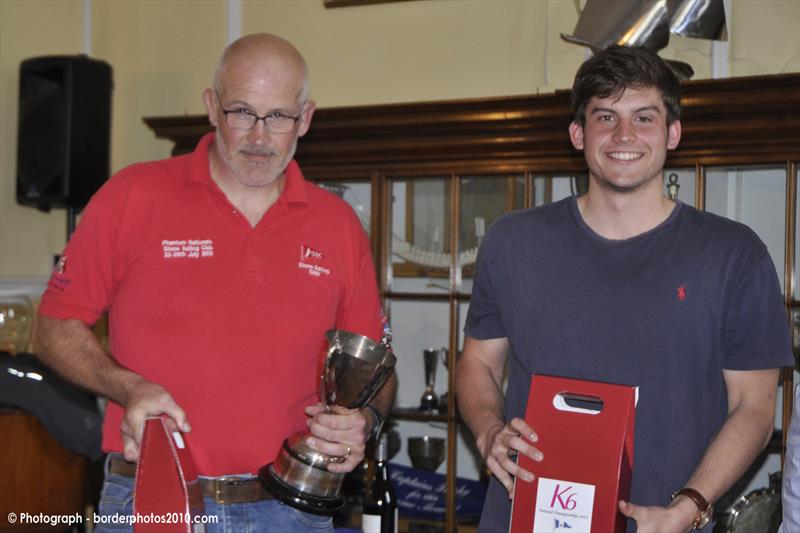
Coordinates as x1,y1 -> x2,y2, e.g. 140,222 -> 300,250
408,436 -> 446,471
260,329 -> 396,515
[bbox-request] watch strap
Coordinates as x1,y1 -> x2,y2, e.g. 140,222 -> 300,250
671,487 -> 712,530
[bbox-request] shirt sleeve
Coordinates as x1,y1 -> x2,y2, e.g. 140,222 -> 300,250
464,221 -> 507,340
38,193 -> 119,326
722,246 -> 793,370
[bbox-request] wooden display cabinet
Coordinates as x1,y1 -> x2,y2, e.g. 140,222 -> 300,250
146,72 -> 800,532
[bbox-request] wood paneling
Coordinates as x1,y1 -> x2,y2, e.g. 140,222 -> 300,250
0,409 -> 88,532
145,73 -> 800,175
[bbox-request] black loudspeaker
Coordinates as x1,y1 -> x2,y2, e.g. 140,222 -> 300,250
16,55 -> 113,211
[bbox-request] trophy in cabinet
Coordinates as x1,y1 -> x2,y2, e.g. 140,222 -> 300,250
260,329 -> 396,515
419,347 -> 445,411
408,435 -> 446,471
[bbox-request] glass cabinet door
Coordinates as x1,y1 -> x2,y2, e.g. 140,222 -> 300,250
389,177 -> 452,294
459,175 -> 524,294
705,166 -> 787,290
532,174 -> 586,207
388,299 -> 449,474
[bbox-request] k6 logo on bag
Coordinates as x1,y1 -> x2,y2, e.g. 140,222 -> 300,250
550,484 -> 578,510
533,478 -> 595,533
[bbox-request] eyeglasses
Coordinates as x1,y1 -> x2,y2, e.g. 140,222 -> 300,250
219,102 -> 305,133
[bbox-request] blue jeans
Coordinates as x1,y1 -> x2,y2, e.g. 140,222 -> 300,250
95,455 -> 333,533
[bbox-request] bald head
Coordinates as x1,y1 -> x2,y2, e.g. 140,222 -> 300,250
213,33 -> 309,104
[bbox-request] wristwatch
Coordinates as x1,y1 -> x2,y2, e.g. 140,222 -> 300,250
363,404 -> 385,443
671,487 -> 713,530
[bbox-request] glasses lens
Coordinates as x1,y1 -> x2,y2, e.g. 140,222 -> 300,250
266,116 -> 295,133
226,111 -> 256,130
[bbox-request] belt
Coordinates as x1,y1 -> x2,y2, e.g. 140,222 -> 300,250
108,455 -> 273,504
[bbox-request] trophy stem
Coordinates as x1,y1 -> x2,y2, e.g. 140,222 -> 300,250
420,348 -> 440,411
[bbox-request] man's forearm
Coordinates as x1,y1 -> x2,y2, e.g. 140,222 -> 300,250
681,401 -> 774,504
679,369 -> 779,507
455,357 -> 507,456
35,315 -> 141,406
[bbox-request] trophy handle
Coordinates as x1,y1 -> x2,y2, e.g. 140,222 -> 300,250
319,337 -> 344,403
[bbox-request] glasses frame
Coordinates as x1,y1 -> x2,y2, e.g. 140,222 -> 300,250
218,99 -> 305,134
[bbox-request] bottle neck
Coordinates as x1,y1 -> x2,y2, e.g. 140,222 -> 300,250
376,433 -> 388,463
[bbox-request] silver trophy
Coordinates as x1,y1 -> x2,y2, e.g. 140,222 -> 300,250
260,329 -> 396,515
419,347 -> 444,411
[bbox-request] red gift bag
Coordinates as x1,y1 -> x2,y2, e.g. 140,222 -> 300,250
133,415 -> 205,532
509,375 -> 636,533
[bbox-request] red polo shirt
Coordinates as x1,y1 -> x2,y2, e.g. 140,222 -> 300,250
39,133 -> 384,476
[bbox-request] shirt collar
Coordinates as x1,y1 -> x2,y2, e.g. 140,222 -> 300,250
189,133 -> 215,185
280,159 -> 309,207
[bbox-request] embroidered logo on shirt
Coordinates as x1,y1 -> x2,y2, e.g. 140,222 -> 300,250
162,239 -> 214,259
302,245 -> 323,260
677,284 -> 687,301
48,255 -> 70,291
298,244 -> 330,277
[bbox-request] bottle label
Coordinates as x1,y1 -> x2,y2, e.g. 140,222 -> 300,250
362,514 -> 382,533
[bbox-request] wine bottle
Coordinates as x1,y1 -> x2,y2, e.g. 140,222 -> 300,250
362,433 -> 398,533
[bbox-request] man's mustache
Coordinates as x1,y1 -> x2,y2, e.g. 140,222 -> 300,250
239,147 -> 276,157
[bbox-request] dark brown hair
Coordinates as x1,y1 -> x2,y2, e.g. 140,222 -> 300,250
571,45 -> 681,126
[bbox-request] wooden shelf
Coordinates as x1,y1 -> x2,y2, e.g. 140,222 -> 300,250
392,407 -> 448,423
144,73 -> 800,169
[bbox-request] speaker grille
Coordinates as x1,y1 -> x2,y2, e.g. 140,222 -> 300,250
16,55 -> 112,210
18,96 -> 67,200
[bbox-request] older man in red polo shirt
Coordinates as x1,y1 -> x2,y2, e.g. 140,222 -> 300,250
35,33 -> 395,533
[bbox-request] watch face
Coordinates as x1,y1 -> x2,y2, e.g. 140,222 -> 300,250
694,513 -> 711,529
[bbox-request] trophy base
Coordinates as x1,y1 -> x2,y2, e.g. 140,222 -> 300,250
419,394 -> 439,412
259,464 -> 344,516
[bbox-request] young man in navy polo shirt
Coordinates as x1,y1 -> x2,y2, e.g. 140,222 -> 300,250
456,45 -> 792,533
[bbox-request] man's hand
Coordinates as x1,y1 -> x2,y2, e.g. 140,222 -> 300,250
120,377 -> 190,461
478,417 -> 542,498
618,497 -> 697,533
304,403 -> 370,473
34,317 -> 191,462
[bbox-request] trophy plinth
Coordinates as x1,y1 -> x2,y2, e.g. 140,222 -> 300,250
260,329 -> 395,515
260,432 -> 346,513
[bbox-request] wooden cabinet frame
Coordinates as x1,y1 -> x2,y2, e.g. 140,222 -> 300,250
146,73 -> 800,532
